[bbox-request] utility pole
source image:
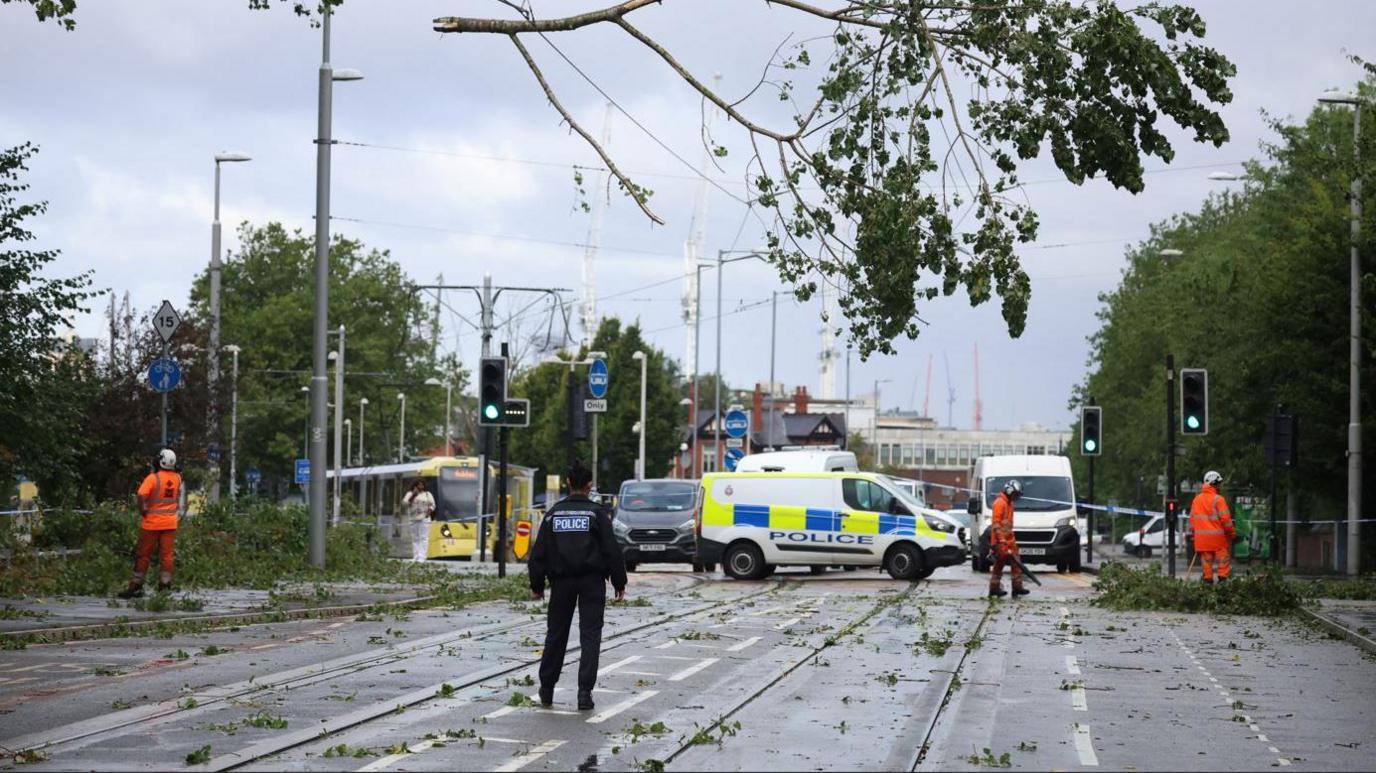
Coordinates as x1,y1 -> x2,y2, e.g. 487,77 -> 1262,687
1165,354 -> 1177,578
226,345 -> 240,500
1085,396 -> 1095,566
768,291 -> 777,449
498,342 -> 510,579
332,325 -> 345,525
208,152 -> 250,505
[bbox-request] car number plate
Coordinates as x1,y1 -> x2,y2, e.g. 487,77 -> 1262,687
638,544 -> 667,551
1021,547 -> 1046,555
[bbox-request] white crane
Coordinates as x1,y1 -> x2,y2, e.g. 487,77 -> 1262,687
683,75 -> 722,381
581,102 -> 614,347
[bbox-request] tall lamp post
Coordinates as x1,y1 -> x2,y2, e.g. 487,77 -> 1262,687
873,378 -> 892,464
344,418 -> 353,466
426,377 -> 453,456
1318,88 -> 1365,575
358,397 -> 369,465
308,1 -> 365,568
714,249 -> 768,473
223,344 -> 241,500
208,152 -> 250,505
679,397 -> 693,478
328,335 -> 345,526
632,351 -> 648,480
397,392 -> 407,462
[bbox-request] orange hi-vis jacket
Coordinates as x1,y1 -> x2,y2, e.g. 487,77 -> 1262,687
991,491 -> 1017,555
1189,483 -> 1234,552
138,470 -> 181,531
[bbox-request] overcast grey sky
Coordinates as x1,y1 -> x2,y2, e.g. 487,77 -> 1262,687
4,1 -> 1372,431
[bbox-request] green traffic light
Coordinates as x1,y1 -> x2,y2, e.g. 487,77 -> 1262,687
1084,439 -> 1097,452
1186,415 -> 1200,430
483,403 -> 500,420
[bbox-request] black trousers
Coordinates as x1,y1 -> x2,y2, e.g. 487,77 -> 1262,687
538,573 -> 607,693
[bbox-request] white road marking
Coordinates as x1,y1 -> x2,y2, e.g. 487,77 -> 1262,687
1063,637 -> 1076,649
1277,759 -> 1291,767
586,690 -> 659,724
1249,724 -> 1261,732
494,739 -> 566,772
329,622 -> 345,629
773,617 -> 801,630
1209,677 -> 1218,683
1269,746 -> 1280,754
1258,734 -> 1270,742
748,605 -> 786,617
357,740 -> 436,771
727,636 -> 762,652
1071,686 -> 1088,711
619,670 -> 662,677
597,656 -> 640,677
1065,656 -> 1081,675
653,641 -> 676,650
668,658 -> 720,682
250,643 -> 280,651
1059,606 -> 1071,617
1072,723 -> 1099,766
483,706 -> 517,720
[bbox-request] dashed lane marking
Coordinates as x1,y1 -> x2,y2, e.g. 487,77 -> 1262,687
1277,759 -> 1291,766
653,641 -> 675,650
597,656 -> 640,677
357,739 -> 436,771
773,617 -> 801,630
1065,656 -> 1081,675
1071,685 -> 1088,711
1173,630 -> 1291,767
727,636 -> 762,652
493,739 -> 566,772
586,690 -> 658,724
1072,723 -> 1099,766
668,658 -> 719,682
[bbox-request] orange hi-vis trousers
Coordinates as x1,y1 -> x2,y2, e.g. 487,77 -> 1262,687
133,528 -> 177,584
1198,547 -> 1231,581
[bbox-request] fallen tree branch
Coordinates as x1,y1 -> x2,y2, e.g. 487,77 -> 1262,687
436,0 -> 661,33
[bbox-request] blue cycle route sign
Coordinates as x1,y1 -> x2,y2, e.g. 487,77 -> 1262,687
148,358 -> 181,393
588,358 -> 609,399
724,446 -> 746,472
723,408 -> 750,439
294,458 -> 310,485
245,468 -> 262,485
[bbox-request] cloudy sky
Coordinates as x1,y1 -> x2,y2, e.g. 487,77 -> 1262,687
5,0 -> 1372,432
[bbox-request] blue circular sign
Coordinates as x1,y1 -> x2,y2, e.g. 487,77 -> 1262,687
148,358 -> 181,393
723,447 -> 746,472
588,358 -> 609,399
245,467 -> 262,484
723,408 -> 750,439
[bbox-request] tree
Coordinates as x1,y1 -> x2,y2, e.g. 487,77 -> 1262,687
428,1 -> 1234,357
186,223 -> 457,493
1,0 -> 76,30
507,318 -> 682,493
0,143 -> 96,498
1070,77 -> 1374,541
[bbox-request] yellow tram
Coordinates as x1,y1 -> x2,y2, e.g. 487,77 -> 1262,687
331,456 -> 538,560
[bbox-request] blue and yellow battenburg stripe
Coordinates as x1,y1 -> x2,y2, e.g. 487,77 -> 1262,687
704,502 -> 932,537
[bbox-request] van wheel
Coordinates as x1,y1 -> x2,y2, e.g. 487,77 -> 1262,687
1069,552 -> 1082,573
705,562 -> 717,573
1140,546 -> 1153,558
809,565 -> 827,575
885,543 -> 925,581
724,543 -> 768,581
843,566 -> 858,572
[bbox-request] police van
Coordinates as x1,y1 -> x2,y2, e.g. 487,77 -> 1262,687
694,472 -> 967,580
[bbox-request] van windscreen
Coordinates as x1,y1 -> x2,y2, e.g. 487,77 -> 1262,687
985,476 -> 1072,512
617,481 -> 696,512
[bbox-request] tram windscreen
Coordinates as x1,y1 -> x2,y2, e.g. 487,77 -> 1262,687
437,466 -> 481,522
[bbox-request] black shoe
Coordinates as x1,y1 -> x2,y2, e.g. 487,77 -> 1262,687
988,587 -> 1007,598
117,583 -> 144,599
1217,576 -> 1229,583
156,581 -> 172,593
1012,587 -> 1031,597
538,686 -> 553,707
577,691 -> 594,711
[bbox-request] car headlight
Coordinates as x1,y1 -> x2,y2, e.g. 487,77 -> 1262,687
1055,516 -> 1076,529
922,515 -> 955,534
677,518 -> 696,532
612,518 -> 630,535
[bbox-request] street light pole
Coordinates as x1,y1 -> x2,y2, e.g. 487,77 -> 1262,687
345,418 -> 352,466
397,392 -> 407,462
358,398 -> 368,465
208,152 -> 250,505
713,249 -> 767,473
332,325 -> 345,526
692,262 -> 707,477
633,351 -> 647,480
224,344 -> 240,500
425,377 -> 453,456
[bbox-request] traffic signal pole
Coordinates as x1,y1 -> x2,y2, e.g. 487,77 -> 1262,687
1165,355 -> 1177,578
1086,398 -> 1095,567
498,342 -> 510,579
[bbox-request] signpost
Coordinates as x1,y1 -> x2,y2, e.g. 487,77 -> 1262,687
150,301 -> 182,447
587,357 -> 609,491
245,467 -> 262,496
724,408 -> 749,438
583,398 -> 608,413
724,446 -> 745,472
588,358 -> 609,399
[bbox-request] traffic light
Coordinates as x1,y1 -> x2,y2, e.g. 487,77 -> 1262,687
1180,368 -> 1208,435
502,398 -> 531,428
479,356 -> 507,426
1080,406 -> 1102,456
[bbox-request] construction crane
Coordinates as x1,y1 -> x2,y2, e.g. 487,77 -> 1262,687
921,354 -> 934,418
973,342 -> 983,431
682,74 -> 722,381
580,102 -> 614,347
943,351 -> 957,428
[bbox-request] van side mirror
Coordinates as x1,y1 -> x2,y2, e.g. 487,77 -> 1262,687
966,496 -> 981,515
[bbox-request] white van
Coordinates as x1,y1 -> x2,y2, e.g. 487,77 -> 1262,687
694,472 -> 967,580
731,449 -> 858,473
1121,514 -> 1183,557
967,455 -> 1081,572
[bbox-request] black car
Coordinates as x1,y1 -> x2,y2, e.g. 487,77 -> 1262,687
611,479 -> 714,572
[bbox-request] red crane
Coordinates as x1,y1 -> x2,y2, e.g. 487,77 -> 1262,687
973,343 -> 983,431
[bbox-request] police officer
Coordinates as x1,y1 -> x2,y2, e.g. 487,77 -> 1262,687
529,462 -> 627,711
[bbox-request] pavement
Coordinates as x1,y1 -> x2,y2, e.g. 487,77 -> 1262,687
0,564 -> 1372,771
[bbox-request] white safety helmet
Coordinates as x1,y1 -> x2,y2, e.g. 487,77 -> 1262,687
158,448 -> 177,470
1003,479 -> 1023,498
1204,470 -> 1223,486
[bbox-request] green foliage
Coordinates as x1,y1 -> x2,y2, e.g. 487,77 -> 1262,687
0,143 -> 98,498
1092,562 -> 1306,616
1,0 -> 77,30
184,745 -> 212,766
965,748 -> 1012,768
1071,78 -> 1375,538
507,318 -> 681,493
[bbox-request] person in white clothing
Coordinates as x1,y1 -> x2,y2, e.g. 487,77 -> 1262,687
403,479 -> 435,561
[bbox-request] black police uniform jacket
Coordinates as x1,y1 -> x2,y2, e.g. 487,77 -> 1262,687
528,494 -> 627,594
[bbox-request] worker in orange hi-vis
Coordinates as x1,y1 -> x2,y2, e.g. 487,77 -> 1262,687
988,479 -> 1029,598
1189,470 -> 1236,584
118,449 -> 182,598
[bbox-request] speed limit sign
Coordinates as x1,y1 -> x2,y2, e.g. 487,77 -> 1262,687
153,300 -> 182,343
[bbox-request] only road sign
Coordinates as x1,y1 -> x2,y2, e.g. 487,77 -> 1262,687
723,408 -> 750,439
723,446 -> 745,472
245,467 -> 262,485
295,458 -> 310,485
588,358 -> 609,399
153,300 -> 182,343
584,398 -> 608,413
148,358 -> 181,393
207,443 -> 221,462
725,437 -> 744,449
